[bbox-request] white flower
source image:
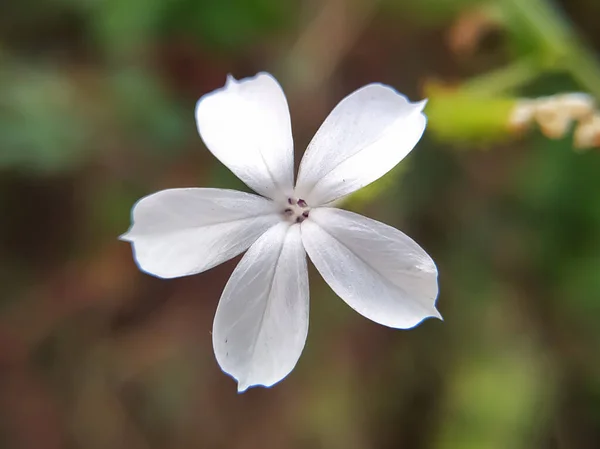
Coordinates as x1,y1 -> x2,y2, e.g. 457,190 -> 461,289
121,72 -> 440,392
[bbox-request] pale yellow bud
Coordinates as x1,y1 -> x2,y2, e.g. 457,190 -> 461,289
508,100 -> 536,133
554,93 -> 595,120
574,114 -> 600,150
534,98 -> 572,139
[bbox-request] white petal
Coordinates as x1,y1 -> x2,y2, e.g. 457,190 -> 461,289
213,222 -> 309,392
121,188 -> 280,279
301,208 -> 439,328
295,85 -> 426,205
195,73 -> 294,200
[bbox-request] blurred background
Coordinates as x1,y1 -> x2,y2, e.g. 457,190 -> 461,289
1,0 -> 600,448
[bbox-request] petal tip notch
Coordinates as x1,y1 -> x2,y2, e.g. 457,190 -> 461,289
236,381 -> 250,394
225,73 -> 238,87
415,98 -> 428,111
118,231 -> 131,242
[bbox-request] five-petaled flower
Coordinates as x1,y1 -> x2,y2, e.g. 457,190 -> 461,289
121,72 -> 441,392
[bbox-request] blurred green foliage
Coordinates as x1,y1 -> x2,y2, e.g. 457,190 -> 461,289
93,0 -> 296,54
0,63 -> 89,172
1,0 -> 600,448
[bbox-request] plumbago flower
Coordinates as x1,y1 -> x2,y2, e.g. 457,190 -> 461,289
122,72 -> 440,392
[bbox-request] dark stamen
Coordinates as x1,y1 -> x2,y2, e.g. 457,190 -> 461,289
302,211 -> 309,218
297,199 -> 307,208
296,216 -> 303,223
287,198 -> 294,205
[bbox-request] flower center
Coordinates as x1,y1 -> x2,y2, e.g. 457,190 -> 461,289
282,197 -> 311,223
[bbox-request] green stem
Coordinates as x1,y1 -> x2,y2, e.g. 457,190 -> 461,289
502,0 -> 571,57
565,47 -> 600,99
460,58 -> 541,97
502,0 -> 600,98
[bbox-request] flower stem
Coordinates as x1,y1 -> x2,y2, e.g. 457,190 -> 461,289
460,58 -> 541,97
564,47 -> 600,100
502,0 -> 600,99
